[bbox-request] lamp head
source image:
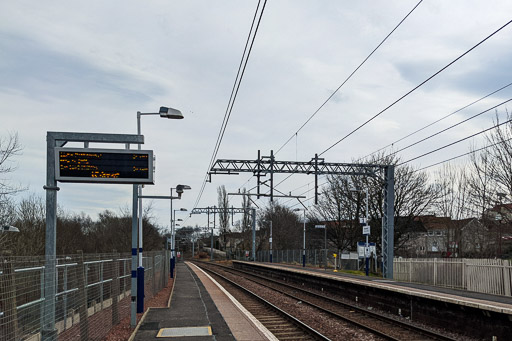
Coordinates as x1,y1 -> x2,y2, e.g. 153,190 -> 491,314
175,184 -> 192,198
1,225 -> 19,232
160,106 -> 184,119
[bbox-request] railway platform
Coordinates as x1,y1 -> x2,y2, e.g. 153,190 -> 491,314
247,261 -> 512,310
233,260 -> 512,339
130,261 -> 274,341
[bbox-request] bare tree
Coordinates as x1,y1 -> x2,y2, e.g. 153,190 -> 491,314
217,185 -> 229,247
485,110 -> 512,197
314,151 -> 439,255
258,201 -> 301,250
0,132 -> 24,226
240,188 -> 253,233
3,194 -> 46,255
314,175 -> 361,252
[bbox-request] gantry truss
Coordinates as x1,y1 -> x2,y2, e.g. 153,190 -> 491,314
208,150 -> 395,279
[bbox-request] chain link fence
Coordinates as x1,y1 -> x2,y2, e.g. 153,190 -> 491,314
0,250 -> 169,341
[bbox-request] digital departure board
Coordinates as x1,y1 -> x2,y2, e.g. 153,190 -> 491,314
55,148 -> 154,184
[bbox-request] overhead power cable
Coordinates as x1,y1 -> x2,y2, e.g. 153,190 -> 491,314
274,0 -> 424,156
319,19 -> 512,157
193,0 -> 268,209
397,117 -> 512,166
362,81 -> 512,159
383,99 -> 512,159
415,136 -> 512,172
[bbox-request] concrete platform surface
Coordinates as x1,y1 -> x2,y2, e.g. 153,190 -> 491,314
131,262 -> 274,340
237,261 -> 512,315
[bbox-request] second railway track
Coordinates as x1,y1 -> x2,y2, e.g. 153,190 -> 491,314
192,261 -> 460,341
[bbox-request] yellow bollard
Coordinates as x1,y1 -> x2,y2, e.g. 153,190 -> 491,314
333,253 -> 338,272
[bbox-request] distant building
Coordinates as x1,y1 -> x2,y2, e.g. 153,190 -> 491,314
398,215 -> 491,258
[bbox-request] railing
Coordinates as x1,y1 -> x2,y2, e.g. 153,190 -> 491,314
247,250 -> 512,297
249,249 -> 364,271
0,250 -> 169,341
394,258 -> 512,296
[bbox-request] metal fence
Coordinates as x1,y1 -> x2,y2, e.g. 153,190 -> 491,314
0,250 -> 169,341
248,249 -> 364,271
394,258 -> 512,296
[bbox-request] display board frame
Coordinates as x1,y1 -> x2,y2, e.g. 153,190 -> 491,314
55,147 -> 154,184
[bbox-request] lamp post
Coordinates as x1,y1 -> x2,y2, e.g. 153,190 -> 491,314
351,187 -> 370,276
294,208 -> 307,267
170,185 -> 191,278
172,208 -> 187,270
270,220 -> 273,263
132,107 -> 183,322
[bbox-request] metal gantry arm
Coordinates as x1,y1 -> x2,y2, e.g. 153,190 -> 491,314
209,150 -> 385,203
210,155 -> 383,176
191,207 -> 250,214
207,150 -> 395,279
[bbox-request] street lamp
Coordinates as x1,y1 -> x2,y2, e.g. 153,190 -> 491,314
132,107 -> 184,321
170,185 -> 191,278
172,208 -> 187,269
1,225 -> 20,232
350,187 -> 370,276
294,208 -> 307,267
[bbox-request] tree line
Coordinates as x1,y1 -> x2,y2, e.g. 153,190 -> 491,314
0,194 -> 165,256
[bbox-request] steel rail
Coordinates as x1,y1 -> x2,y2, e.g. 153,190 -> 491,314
202,262 -> 456,341
195,262 -> 330,341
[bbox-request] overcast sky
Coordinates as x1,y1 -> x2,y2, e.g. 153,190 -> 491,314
1,0 -> 512,231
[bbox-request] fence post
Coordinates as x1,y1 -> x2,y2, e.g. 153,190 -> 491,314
409,259 -> 412,283
152,253 -> 157,296
77,251 -> 89,341
162,252 -> 167,289
433,258 -> 437,286
0,257 -> 18,341
112,251 -> 120,326
462,259 -> 466,290
503,260 -> 511,296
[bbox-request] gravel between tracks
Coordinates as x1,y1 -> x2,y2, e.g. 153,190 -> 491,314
208,265 -> 385,340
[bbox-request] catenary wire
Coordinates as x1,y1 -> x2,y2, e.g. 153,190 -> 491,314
319,19 -> 512,157
274,0 -> 424,156
193,0 -> 268,209
237,0 -> 423,202
278,99 -> 511,204
275,97 -> 512,205
380,98 -> 512,160
275,84 -> 512,193
415,136 -> 512,172
363,81 -> 512,159
397,117 -> 512,166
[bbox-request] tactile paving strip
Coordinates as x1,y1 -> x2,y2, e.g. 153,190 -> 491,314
156,326 -> 212,337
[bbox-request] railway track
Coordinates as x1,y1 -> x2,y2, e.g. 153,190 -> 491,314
193,261 -> 458,341
193,262 -> 330,340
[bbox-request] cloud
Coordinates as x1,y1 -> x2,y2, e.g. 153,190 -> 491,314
0,33 -> 165,104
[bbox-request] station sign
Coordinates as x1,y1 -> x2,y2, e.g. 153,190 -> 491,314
55,147 -> 154,184
315,224 -> 326,229
357,242 -> 376,258
362,225 -> 371,235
